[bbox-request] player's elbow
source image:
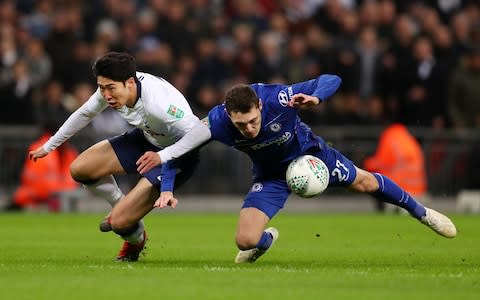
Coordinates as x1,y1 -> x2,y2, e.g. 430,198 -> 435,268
319,73 -> 341,84
199,121 -> 212,140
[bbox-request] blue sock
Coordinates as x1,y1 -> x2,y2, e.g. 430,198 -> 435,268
371,173 -> 426,219
256,231 -> 273,250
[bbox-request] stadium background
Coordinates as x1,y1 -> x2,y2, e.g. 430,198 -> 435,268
1,0 -> 479,211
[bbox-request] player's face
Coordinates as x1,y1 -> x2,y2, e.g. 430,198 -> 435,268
229,105 -> 262,139
97,76 -> 136,109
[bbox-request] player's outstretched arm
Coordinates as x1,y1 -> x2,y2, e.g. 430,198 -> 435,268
137,119 -> 211,174
153,191 -> 178,209
288,93 -> 320,108
29,146 -> 49,162
153,160 -> 177,208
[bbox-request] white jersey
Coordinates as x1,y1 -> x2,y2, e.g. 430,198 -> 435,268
43,71 -> 211,162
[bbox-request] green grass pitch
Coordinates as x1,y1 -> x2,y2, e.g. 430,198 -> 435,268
0,212 -> 479,300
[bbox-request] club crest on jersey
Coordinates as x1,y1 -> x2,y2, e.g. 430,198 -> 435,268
278,90 -> 289,107
269,122 -> 281,132
167,104 -> 184,118
251,182 -> 263,192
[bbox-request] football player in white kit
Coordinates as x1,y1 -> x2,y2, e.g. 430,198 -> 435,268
29,52 -> 211,261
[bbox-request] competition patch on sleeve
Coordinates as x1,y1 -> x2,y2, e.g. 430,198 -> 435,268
167,104 -> 184,118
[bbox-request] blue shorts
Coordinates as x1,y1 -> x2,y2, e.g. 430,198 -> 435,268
311,138 -> 357,187
243,179 -> 290,219
108,128 -> 199,190
243,139 -> 357,219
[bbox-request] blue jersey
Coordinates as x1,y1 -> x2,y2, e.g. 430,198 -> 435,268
207,75 -> 341,181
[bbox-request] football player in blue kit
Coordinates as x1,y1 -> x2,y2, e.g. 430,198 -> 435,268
204,74 -> 457,263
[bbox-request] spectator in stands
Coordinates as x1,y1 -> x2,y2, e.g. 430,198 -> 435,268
251,30 -> 286,82
431,24 -> 458,75
34,79 -> 70,127
379,14 -> 416,122
2,0 -> 480,129
401,36 -> 450,128
191,84 -> 222,117
356,26 -> 382,102
285,34 -> 317,84
61,41 -> 94,91
364,122 -> 428,212
23,38 -> 52,89
43,6 -> 79,82
6,122 -> 79,211
448,44 -> 480,129
0,59 -> 35,124
450,11 -> 472,56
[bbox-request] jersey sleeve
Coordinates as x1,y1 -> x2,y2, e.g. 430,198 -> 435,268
139,76 -> 212,162
250,83 -> 297,115
43,89 -> 108,152
157,118 -> 211,162
206,105 -> 232,144
290,74 -> 342,102
159,160 -> 176,192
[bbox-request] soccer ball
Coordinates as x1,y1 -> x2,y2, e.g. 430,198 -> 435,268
286,155 -> 329,198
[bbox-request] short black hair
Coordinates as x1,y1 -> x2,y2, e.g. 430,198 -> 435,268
92,52 -> 136,82
224,84 -> 259,114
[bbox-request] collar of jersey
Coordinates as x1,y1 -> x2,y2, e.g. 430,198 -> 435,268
133,76 -> 142,106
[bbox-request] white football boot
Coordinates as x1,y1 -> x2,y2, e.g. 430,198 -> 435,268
235,227 -> 279,263
420,208 -> 457,238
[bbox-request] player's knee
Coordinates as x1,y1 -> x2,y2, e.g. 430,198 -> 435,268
235,232 -> 258,250
110,214 -> 135,232
351,170 -> 378,193
70,157 -> 100,184
70,158 -> 89,182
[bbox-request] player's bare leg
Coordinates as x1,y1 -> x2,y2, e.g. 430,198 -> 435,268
110,177 -> 157,231
110,177 -> 157,261
70,140 -> 126,181
234,207 -> 279,263
70,140 -> 126,232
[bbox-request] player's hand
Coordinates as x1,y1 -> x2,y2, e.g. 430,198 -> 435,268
29,146 -> 48,162
288,93 -> 320,108
153,191 -> 178,209
136,151 -> 162,174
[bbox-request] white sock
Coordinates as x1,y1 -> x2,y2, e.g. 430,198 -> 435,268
84,175 -> 124,207
122,220 -> 145,244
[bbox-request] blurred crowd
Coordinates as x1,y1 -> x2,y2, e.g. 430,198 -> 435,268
1,0 -> 480,132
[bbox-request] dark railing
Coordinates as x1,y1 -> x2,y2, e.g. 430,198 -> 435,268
1,125 -> 478,196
